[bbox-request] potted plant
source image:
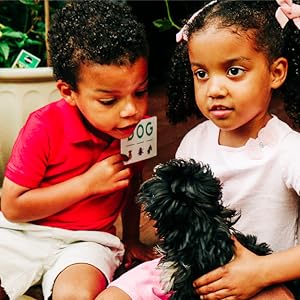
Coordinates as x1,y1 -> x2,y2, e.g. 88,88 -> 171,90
0,0 -> 65,179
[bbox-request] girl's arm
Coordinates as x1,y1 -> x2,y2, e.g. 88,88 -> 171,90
1,153 -> 131,222
193,239 -> 300,299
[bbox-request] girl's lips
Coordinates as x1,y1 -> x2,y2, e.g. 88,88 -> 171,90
209,107 -> 233,119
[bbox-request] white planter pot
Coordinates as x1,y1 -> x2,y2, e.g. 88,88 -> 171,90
0,67 -> 60,182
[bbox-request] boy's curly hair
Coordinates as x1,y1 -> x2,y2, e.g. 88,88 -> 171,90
48,0 -> 148,90
167,0 -> 300,127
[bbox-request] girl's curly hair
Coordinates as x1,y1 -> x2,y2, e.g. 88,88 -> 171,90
167,0 -> 300,126
48,0 -> 148,90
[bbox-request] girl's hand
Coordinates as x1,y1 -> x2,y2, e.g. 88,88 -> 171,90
193,238 -> 266,299
123,240 -> 158,269
82,153 -> 131,196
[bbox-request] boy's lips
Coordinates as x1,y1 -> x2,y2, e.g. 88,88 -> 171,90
117,124 -> 138,136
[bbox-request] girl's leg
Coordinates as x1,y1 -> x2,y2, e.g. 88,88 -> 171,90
251,284 -> 295,300
96,286 -> 132,300
52,263 -> 107,300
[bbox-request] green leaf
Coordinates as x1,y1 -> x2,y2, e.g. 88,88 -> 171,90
26,38 -> 43,46
0,42 -> 10,60
19,0 -> 41,9
1,25 -> 15,33
19,0 -> 38,5
2,31 -> 26,39
152,18 -> 173,32
15,40 -> 26,48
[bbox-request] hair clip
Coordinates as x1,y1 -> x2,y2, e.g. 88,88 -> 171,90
176,0 -> 218,43
275,0 -> 300,29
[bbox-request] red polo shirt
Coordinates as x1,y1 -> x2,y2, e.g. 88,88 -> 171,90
5,99 -> 139,234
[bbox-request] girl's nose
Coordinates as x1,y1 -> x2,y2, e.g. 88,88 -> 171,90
206,77 -> 227,99
120,98 -> 138,118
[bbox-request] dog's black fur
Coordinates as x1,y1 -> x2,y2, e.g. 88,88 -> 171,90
137,158 -> 272,300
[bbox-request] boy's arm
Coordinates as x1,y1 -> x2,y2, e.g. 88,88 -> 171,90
1,154 -> 130,222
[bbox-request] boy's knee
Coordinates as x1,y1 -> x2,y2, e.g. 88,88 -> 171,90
96,286 -> 132,300
52,285 -> 97,300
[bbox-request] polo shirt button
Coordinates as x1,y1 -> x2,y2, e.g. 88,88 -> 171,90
259,141 -> 264,148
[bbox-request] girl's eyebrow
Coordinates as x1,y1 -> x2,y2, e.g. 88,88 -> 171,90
190,56 -> 251,68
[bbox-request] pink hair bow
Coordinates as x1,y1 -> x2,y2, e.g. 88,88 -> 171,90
176,0 -> 217,42
275,0 -> 300,29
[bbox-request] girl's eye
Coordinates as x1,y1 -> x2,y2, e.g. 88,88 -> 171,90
228,67 -> 245,77
99,98 -> 117,106
194,69 -> 208,80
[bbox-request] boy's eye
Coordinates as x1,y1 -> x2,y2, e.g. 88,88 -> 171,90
135,89 -> 148,98
99,98 -> 117,106
227,67 -> 245,77
195,69 -> 208,80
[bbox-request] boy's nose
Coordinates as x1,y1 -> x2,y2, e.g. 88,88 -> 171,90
120,98 -> 138,118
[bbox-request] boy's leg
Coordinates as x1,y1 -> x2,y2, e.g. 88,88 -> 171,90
42,241 -> 123,300
52,263 -> 107,300
0,225 -> 49,299
96,286 -> 132,300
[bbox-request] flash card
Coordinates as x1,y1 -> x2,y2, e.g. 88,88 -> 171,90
121,116 -> 157,164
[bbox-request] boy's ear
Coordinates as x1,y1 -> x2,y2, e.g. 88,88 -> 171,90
270,57 -> 288,89
56,80 -> 76,106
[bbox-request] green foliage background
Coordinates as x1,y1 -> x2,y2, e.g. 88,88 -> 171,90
0,0 -> 65,67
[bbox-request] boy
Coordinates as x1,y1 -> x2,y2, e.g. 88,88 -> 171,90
0,1 -> 155,299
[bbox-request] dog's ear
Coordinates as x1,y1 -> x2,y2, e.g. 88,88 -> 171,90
137,158 -> 223,215
137,158 -> 237,239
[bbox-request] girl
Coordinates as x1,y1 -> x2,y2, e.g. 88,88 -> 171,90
97,0 -> 300,299
0,1 -> 156,299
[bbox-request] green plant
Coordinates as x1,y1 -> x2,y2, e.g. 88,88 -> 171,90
0,0 -> 65,68
152,0 -> 181,32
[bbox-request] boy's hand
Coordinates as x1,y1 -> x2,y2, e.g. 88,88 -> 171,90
193,238 -> 265,299
82,154 -> 131,196
123,240 -> 158,269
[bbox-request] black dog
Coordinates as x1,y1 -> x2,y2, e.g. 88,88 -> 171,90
137,158 -> 274,300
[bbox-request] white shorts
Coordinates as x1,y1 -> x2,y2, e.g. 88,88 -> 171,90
0,213 -> 124,300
